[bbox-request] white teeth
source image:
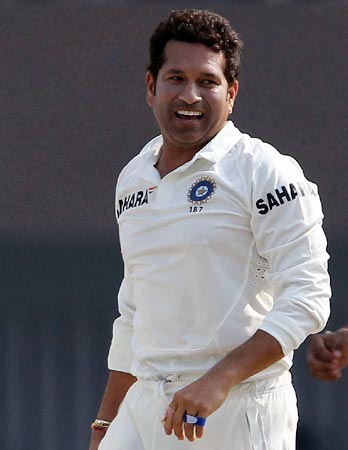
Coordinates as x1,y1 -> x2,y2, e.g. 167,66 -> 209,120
177,110 -> 203,116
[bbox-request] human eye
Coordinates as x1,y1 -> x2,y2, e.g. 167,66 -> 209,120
168,75 -> 184,82
200,79 -> 218,87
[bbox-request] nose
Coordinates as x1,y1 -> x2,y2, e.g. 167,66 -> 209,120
179,82 -> 202,104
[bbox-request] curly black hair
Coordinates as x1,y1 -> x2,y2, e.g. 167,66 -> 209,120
147,9 -> 243,86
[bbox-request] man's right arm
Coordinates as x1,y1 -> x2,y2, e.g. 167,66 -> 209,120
91,264 -> 136,449
89,370 -> 136,450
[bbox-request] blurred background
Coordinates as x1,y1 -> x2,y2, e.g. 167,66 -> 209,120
1,1 -> 347,449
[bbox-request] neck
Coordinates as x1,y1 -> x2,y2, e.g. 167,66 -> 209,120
155,145 -> 199,178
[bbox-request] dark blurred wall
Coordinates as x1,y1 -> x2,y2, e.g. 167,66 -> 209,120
1,2 -> 348,450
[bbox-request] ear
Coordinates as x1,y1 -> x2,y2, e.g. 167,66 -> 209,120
146,71 -> 156,107
227,81 -> 239,114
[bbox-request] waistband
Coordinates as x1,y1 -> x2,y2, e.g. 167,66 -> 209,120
137,371 -> 292,398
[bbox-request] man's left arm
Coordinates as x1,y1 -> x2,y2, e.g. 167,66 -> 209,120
164,152 -> 331,441
252,165 -> 331,358
163,329 -> 283,441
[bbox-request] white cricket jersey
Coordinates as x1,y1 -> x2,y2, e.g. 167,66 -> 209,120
108,121 -> 331,381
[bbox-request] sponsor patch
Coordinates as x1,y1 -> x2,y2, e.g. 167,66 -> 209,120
256,182 -> 318,215
116,186 -> 157,218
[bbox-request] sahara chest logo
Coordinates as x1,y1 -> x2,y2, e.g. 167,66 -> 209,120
116,186 -> 156,218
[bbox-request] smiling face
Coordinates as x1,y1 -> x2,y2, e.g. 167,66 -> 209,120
146,40 -> 238,158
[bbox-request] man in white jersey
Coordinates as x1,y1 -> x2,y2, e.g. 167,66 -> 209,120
89,9 -> 331,450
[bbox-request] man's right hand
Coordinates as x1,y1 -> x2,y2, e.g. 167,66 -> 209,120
88,429 -> 106,450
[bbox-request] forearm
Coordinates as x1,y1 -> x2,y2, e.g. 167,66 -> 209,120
89,370 -> 136,450
96,370 -> 137,421
203,329 -> 284,389
164,329 -> 284,440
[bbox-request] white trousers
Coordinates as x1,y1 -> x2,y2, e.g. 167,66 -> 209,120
99,372 -> 298,450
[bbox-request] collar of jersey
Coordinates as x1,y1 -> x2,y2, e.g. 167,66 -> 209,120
138,120 -> 242,179
194,121 -> 243,163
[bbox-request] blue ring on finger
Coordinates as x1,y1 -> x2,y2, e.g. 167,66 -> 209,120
183,413 -> 206,427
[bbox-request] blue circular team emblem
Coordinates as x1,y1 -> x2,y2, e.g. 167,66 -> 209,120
187,177 -> 217,205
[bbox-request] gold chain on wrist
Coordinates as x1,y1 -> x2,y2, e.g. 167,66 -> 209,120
91,419 -> 111,432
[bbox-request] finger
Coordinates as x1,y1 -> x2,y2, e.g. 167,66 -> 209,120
172,406 -> 186,441
307,335 -> 337,369
310,358 -> 342,376
182,414 -> 206,441
163,406 -> 176,436
309,356 -> 342,372
312,335 -> 335,359
324,331 -> 342,352
195,425 -> 205,439
331,329 -> 348,353
183,423 -> 205,441
322,330 -> 348,365
311,366 -> 342,381
183,419 -> 195,441
313,371 -> 342,381
339,329 -> 348,364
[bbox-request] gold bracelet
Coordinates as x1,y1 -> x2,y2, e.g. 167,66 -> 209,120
91,419 -> 111,431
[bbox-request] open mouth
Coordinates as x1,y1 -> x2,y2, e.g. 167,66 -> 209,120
175,110 -> 204,120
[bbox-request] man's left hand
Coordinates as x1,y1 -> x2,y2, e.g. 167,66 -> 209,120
163,373 -> 229,441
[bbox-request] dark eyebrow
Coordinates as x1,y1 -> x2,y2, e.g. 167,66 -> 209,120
165,68 -> 220,79
165,69 -> 185,74
200,72 -> 220,79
